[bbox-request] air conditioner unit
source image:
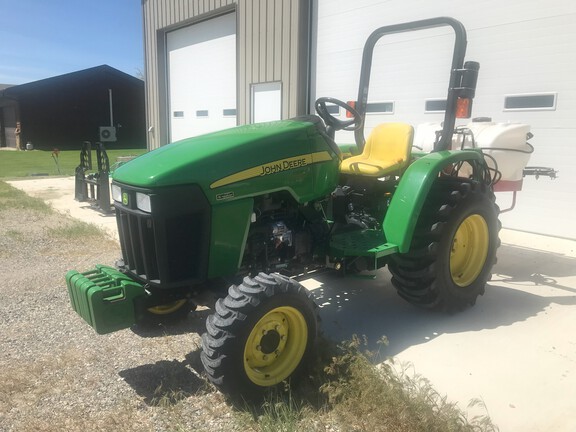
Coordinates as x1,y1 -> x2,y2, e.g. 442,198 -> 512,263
99,126 -> 117,142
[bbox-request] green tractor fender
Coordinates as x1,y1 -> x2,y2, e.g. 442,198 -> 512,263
384,150 -> 486,253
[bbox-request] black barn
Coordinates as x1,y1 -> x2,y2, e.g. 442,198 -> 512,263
0,65 -> 145,150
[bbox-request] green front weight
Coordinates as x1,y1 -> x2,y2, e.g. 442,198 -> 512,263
66,265 -> 146,335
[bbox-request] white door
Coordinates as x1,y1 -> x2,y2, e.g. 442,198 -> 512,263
251,82 -> 282,123
167,12 -> 237,142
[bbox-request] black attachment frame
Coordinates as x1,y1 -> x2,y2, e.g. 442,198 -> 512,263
74,141 -> 112,213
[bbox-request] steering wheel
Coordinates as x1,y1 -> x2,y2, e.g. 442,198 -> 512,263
315,97 -> 363,132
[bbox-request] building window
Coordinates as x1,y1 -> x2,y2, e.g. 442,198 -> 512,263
425,99 -> 447,113
325,104 -> 340,115
366,101 -> 394,114
196,110 -> 209,117
173,111 -> 184,118
504,93 -> 557,111
223,108 -> 237,117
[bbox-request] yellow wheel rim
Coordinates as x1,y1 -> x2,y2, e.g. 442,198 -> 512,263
450,214 -> 489,287
243,306 -> 308,387
147,299 -> 187,315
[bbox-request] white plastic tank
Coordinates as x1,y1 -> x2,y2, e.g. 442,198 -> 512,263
455,120 -> 533,182
413,119 -> 533,182
413,122 -> 442,153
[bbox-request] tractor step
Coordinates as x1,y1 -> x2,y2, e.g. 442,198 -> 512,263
66,264 -> 146,335
329,229 -> 398,263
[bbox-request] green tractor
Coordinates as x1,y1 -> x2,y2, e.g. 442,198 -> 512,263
66,17 -> 510,398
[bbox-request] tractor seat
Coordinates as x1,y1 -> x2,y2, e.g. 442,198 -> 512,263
340,123 -> 414,177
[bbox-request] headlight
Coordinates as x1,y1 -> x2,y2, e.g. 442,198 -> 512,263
111,184 -> 122,202
136,192 -> 152,213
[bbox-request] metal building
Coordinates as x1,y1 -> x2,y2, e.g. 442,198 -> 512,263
142,0 -> 576,239
142,0 -> 312,149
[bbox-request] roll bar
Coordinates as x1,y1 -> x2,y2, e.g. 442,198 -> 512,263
354,17 -> 475,152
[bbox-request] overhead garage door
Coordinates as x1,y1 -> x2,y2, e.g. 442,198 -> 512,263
167,12 -> 236,142
313,0 -> 576,239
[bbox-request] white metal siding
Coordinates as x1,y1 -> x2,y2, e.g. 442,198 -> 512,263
314,0 -> 576,239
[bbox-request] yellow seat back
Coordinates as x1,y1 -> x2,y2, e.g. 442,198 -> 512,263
340,123 -> 414,177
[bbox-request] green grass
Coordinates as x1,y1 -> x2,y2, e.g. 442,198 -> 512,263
0,181 -> 106,239
0,180 -> 51,212
0,148 -> 147,178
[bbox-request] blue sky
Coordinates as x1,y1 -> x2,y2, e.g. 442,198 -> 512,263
0,0 -> 143,85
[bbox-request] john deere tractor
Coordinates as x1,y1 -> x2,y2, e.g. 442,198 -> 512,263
66,17 -> 517,398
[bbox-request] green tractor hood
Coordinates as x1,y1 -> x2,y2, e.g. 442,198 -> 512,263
113,119 -> 340,203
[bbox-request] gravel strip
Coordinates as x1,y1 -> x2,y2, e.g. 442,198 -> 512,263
0,206 -> 241,432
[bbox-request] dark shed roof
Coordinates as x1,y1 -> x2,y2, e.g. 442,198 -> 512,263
0,65 -> 141,98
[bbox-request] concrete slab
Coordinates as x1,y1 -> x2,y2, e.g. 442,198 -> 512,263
7,176 -> 576,431
301,235 -> 576,432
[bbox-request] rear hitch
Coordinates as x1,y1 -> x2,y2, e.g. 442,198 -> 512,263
523,166 -> 558,180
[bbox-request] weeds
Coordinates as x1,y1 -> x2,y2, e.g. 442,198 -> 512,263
5,228 -> 24,239
247,388 -> 305,432
0,180 -> 51,212
151,384 -> 192,408
320,335 -> 498,432
47,219 -> 104,239
51,148 -> 62,174
239,334 -> 498,432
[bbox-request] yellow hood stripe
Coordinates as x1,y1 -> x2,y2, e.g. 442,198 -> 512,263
210,151 -> 333,189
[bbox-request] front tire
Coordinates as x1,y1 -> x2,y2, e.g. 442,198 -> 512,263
201,273 -> 319,400
389,178 -> 500,312
138,299 -> 194,326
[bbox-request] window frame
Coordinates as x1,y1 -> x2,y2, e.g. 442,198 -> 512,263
424,98 -> 447,113
503,92 -> 557,112
365,100 -> 395,115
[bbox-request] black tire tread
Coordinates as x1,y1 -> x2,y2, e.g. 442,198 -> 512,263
200,272 -> 319,399
389,178 -> 500,312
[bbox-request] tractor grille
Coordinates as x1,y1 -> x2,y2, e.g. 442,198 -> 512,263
114,183 -> 211,288
117,211 -> 160,281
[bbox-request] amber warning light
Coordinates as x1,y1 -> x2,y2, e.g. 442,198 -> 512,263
456,97 -> 472,118
455,61 -> 480,119
345,101 -> 357,118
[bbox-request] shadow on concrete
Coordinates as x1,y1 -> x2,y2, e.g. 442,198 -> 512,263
494,243 -> 576,291
309,242 -> 576,361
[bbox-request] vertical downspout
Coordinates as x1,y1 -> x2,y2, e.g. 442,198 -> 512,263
297,0 -> 313,116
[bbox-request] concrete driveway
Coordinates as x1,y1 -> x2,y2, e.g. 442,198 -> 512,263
8,176 -> 576,432
303,232 -> 576,432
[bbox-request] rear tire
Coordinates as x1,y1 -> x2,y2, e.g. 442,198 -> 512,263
201,273 -> 319,400
389,178 -> 500,312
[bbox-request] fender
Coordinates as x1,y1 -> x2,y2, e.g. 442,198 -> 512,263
384,150 -> 486,253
